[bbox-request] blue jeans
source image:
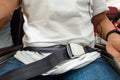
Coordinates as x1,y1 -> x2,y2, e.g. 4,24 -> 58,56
0,57 -> 120,80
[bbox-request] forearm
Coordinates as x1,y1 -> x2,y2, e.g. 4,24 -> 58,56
0,15 -> 11,30
92,12 -> 120,61
92,12 -> 115,40
0,0 -> 19,19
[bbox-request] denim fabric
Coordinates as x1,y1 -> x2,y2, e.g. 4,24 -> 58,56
58,58 -> 120,80
0,57 -> 24,75
0,57 -> 120,80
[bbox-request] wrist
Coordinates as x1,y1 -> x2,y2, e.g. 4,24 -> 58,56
106,29 -> 120,41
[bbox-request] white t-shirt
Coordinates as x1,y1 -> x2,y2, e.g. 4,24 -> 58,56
18,0 -> 108,75
22,0 -> 108,47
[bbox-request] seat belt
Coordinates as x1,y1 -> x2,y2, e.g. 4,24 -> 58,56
0,45 -> 23,57
0,45 -> 96,80
0,45 -> 69,80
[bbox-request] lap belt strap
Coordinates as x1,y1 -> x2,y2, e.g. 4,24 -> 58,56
0,45 -> 96,80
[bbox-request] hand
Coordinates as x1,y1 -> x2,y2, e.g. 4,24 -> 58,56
106,33 -> 120,61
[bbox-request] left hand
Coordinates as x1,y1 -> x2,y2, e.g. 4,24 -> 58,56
106,33 -> 120,61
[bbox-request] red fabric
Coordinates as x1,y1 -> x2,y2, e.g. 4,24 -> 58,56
113,21 -> 120,30
106,6 -> 119,15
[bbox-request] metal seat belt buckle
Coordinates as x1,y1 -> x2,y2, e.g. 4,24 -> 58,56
67,43 -> 85,58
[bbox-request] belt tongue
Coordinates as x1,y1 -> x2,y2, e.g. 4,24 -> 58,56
67,43 -> 85,58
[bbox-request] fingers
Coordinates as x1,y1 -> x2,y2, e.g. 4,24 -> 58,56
106,43 -> 120,61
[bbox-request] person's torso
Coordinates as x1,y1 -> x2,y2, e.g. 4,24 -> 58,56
15,0 -> 108,75
22,0 -> 94,47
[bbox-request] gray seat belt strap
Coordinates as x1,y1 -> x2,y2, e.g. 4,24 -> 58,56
0,45 -> 96,80
0,46 -> 69,80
